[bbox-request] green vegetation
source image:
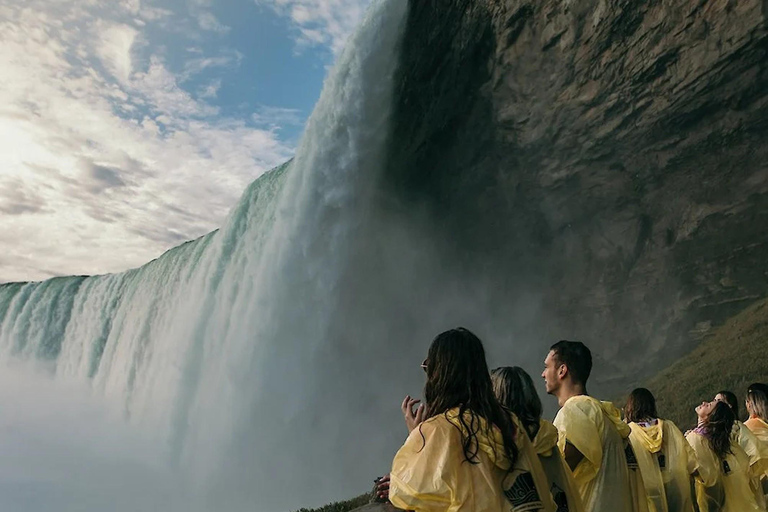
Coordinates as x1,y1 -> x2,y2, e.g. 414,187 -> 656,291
643,298 -> 768,428
293,493 -> 370,512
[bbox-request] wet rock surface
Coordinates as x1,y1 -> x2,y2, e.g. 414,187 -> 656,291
384,0 -> 768,385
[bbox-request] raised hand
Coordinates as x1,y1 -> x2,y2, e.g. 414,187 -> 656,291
401,395 -> 425,433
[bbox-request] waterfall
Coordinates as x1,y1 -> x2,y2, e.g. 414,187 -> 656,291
0,0 -> 409,509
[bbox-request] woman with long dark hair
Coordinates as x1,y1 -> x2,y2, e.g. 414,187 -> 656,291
492,366 -> 584,512
685,399 -> 765,511
388,328 -> 556,512
623,388 -> 697,512
714,389 -> 768,490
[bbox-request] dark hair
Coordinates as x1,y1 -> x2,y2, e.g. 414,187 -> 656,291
625,388 -> 658,423
746,383 -> 768,421
491,366 -> 542,440
716,390 -> 740,419
705,401 -> 735,460
423,328 -> 518,471
549,340 -> 592,386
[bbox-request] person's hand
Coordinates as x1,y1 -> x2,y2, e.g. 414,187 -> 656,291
374,474 -> 390,500
401,395 -> 425,433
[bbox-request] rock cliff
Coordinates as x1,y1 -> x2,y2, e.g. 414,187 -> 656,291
382,0 -> 768,385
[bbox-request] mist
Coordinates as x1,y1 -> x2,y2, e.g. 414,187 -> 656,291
0,361 -> 202,512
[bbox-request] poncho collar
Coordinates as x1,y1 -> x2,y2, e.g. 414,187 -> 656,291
629,419 -> 664,453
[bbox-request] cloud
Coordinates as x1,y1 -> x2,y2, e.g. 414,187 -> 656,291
0,179 -> 48,216
258,0 -> 372,54
181,51 -> 242,81
0,0 -> 295,283
96,22 -> 139,82
197,12 -> 230,34
252,105 -> 304,129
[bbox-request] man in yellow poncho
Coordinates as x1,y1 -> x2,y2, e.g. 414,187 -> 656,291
542,340 -> 645,512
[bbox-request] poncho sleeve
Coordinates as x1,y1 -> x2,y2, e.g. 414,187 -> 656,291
685,431 -> 719,488
554,398 -> 603,484
389,418 -> 459,512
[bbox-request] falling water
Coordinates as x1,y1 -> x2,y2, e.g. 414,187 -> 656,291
0,0 -> 409,509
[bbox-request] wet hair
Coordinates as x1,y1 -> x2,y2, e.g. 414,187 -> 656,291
704,401 -> 735,460
423,328 -> 518,471
746,383 -> 768,421
491,366 -> 542,440
625,388 -> 658,423
549,340 -> 592,386
716,390 -> 740,419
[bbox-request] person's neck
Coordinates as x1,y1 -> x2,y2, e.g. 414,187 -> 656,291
556,382 -> 588,407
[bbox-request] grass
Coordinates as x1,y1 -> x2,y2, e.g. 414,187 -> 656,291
294,299 -> 768,512
292,493 -> 371,512
637,297 -> 768,428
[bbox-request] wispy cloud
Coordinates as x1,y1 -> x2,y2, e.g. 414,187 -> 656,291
252,105 -> 304,129
0,0 -> 295,283
257,0 -> 372,54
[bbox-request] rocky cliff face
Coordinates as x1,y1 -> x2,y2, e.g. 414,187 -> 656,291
382,0 -> 768,386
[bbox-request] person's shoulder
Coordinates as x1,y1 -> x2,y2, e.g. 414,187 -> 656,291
420,412 -> 462,439
661,418 -> 683,434
685,428 -> 706,444
563,395 -> 602,414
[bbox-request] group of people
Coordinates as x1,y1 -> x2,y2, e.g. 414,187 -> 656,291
372,328 -> 768,512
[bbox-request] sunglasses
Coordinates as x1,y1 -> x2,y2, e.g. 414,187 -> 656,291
421,359 -> 428,373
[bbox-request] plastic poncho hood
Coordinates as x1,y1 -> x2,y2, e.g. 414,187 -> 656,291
629,420 -> 665,454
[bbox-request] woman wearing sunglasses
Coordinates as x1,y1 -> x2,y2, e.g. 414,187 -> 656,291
387,327 -> 556,512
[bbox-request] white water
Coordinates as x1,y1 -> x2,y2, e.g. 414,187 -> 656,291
0,0 -> 409,509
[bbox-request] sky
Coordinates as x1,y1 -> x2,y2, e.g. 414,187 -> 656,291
0,0 -> 371,284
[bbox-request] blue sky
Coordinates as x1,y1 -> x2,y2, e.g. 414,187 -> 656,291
0,0 -> 372,283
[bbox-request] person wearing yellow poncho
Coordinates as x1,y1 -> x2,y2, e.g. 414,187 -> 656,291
388,328 -> 557,512
744,383 -> 768,502
492,366 -> 585,512
541,340 -> 648,512
715,389 -> 768,505
624,388 -> 698,512
685,399 -> 766,512
745,384 -> 768,443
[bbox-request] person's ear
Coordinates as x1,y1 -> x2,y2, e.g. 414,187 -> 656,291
557,363 -> 567,380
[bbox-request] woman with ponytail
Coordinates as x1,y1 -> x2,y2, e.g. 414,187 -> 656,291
388,328 -> 556,512
685,399 -> 766,511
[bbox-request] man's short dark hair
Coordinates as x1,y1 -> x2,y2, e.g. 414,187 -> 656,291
550,340 -> 592,386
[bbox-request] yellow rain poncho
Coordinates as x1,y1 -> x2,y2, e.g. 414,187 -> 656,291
746,418 -> 768,444
685,429 -> 766,512
553,396 -> 645,512
744,418 -> 768,504
628,419 -> 698,512
601,401 -> 652,512
735,420 -> 768,474
389,408 -> 556,512
532,419 -> 585,512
